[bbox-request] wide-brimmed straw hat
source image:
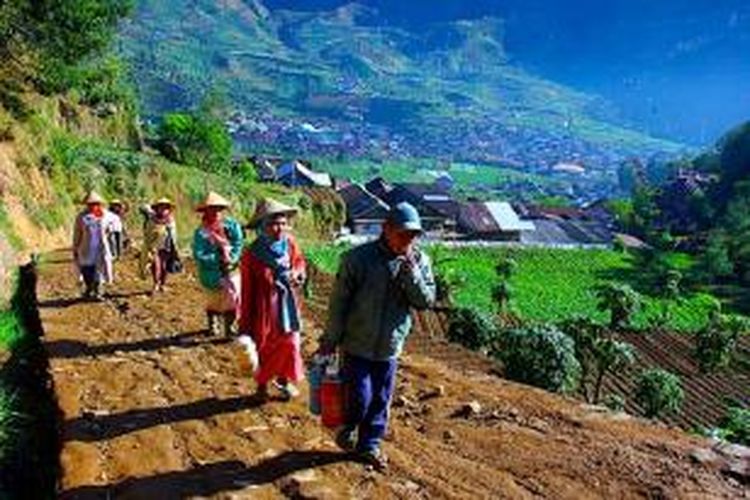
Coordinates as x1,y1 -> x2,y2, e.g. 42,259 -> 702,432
152,197 -> 174,208
196,191 -> 231,212
83,191 -> 105,205
247,198 -> 298,228
109,198 -> 124,206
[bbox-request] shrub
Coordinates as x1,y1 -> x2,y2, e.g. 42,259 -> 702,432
635,369 -> 684,418
495,324 -> 581,394
717,404 -> 749,446
693,313 -> 749,373
602,394 -> 626,412
434,273 -> 454,303
447,307 -> 498,352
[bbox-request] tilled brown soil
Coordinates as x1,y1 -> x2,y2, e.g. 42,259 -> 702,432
40,250 -> 746,499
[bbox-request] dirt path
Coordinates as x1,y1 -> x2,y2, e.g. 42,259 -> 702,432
39,250 -> 746,499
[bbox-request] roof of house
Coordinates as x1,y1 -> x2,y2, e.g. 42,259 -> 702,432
458,202 -> 535,234
521,219 -> 612,245
485,202 -> 536,232
386,183 -> 460,220
614,233 -> 649,249
364,177 -> 392,200
519,205 -> 589,221
276,161 -> 332,187
521,220 -> 579,245
458,203 -> 499,234
338,184 -> 390,221
252,161 -> 276,180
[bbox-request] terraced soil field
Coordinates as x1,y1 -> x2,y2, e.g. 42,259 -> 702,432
602,330 -> 750,431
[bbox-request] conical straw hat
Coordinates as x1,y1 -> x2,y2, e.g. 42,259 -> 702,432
247,198 -> 298,228
152,197 -> 174,208
196,191 -> 231,212
83,191 -> 105,205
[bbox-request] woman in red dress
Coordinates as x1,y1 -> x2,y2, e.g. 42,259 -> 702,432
239,199 -> 306,402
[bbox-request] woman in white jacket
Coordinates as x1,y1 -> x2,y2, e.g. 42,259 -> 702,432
72,191 -> 114,300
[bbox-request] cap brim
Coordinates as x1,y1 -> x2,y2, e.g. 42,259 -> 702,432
395,222 -> 423,233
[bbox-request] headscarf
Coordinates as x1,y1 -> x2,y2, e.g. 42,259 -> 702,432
250,217 -> 300,333
202,210 -> 231,264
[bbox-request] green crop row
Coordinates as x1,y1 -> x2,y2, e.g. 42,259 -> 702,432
306,243 -> 725,332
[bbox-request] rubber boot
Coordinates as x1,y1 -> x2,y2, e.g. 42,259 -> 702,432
207,312 -> 221,336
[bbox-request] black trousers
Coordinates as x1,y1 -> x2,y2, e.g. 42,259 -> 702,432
80,265 -> 100,295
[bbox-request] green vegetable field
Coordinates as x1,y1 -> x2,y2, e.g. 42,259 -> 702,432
306,244 -> 720,332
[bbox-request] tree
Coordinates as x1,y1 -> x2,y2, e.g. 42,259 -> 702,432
590,338 -> 635,403
595,283 -> 642,330
156,110 -> 232,173
635,369 -> 684,419
693,312 -> 749,373
654,268 -> 682,328
617,159 -> 640,194
715,121 -> 750,205
721,182 -> 750,283
495,257 -> 517,280
492,257 -> 517,314
605,199 -> 636,234
631,183 -> 660,238
560,318 -> 636,403
1,1 -> 133,89
492,281 -> 513,314
495,324 -> 581,394
695,231 -> 734,284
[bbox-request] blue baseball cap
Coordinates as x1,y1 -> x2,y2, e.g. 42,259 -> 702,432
387,202 -> 423,233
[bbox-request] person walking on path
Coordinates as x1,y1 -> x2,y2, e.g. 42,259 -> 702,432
72,191 -> 115,300
239,199 -> 306,403
140,197 -> 178,294
108,199 -> 128,258
193,191 -> 244,336
317,202 -> 436,470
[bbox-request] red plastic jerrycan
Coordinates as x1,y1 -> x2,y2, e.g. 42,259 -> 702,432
320,364 -> 346,428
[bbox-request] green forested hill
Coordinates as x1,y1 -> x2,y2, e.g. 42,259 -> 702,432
118,0 -> 685,168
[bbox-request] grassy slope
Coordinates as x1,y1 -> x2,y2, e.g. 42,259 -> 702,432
1,94 -> 322,251
306,244 -> 720,332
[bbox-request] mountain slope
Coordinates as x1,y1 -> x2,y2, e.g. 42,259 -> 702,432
118,0 -> 685,171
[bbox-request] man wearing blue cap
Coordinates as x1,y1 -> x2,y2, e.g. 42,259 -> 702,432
318,202 -> 436,470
